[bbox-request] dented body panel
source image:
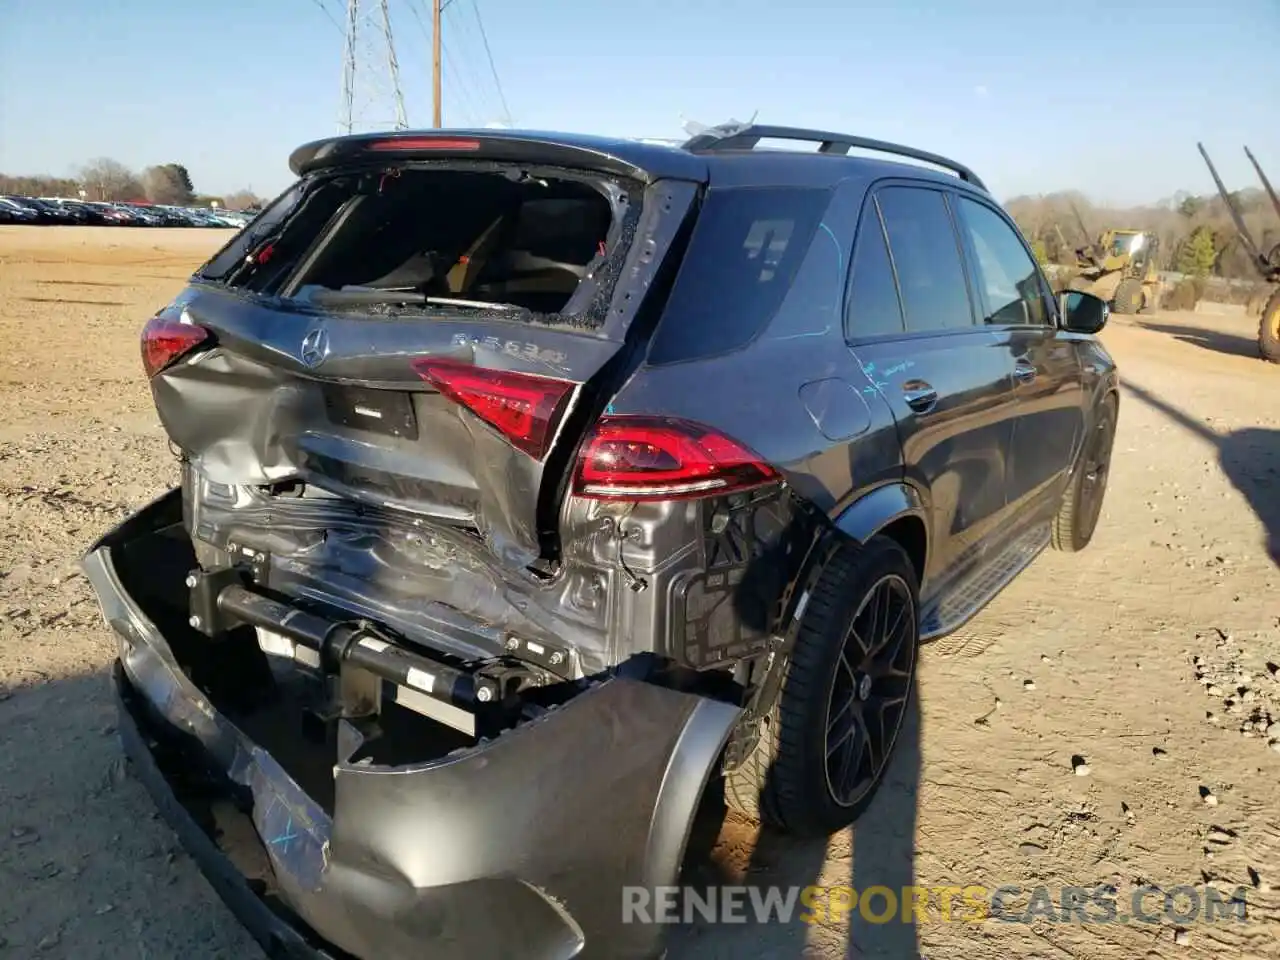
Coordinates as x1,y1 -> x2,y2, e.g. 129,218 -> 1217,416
87,491 -> 740,960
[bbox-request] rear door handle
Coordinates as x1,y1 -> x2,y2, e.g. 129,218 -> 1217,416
1014,361 -> 1037,384
902,380 -> 938,413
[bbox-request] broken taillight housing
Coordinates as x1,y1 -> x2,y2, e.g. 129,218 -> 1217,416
411,357 -> 575,460
572,416 -> 780,501
141,316 -> 211,378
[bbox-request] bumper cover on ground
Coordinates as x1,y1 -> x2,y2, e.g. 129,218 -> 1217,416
85,491 -> 742,960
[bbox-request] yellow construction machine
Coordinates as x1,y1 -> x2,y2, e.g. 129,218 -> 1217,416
1197,142 -> 1280,363
1063,203 -> 1162,314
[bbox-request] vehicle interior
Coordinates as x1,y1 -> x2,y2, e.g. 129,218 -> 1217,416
254,168 -> 617,315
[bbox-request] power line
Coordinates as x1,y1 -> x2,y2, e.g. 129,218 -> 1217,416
405,0 -> 490,124
467,0 -> 512,124
305,0 -> 344,33
442,41 -> 485,123
441,1 -> 496,114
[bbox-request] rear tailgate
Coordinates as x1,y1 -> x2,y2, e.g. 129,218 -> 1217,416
146,134 -> 705,567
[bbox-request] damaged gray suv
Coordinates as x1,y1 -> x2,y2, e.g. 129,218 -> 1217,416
84,123 -> 1120,960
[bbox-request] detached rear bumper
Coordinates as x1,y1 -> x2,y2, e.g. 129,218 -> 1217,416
84,489 -> 741,960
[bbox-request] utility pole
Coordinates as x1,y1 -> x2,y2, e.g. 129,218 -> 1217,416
432,0 -> 442,127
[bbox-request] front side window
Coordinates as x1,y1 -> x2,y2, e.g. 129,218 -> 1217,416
956,197 -> 1051,326
875,186 -> 974,333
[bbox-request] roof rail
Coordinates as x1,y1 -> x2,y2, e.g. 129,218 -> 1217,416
680,123 -> 987,191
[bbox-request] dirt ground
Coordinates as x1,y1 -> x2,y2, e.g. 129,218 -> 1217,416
1,225 -> 1277,959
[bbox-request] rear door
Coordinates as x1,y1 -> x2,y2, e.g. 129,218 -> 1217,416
148,144 -> 703,568
951,193 -> 1085,515
843,182 -> 1019,588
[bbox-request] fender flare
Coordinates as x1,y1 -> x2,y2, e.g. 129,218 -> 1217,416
833,481 -> 930,574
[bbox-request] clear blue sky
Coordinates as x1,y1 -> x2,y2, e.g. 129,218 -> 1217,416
2,0 -> 1277,206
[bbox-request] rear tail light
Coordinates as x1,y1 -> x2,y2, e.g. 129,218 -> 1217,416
573,416 -> 780,501
141,316 -> 211,378
411,357 -> 575,460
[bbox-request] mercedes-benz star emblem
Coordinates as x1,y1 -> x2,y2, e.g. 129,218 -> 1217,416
299,327 -> 330,368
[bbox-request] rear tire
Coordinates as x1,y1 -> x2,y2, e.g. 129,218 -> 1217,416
1259,287 -> 1280,364
724,536 -> 919,837
1112,278 -> 1143,315
1052,392 -> 1118,552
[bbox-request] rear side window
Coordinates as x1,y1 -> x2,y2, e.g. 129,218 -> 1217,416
955,197 -> 1052,326
844,199 -> 905,339
646,186 -> 830,364
875,186 -> 974,333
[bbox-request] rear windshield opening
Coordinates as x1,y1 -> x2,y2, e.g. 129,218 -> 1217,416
199,166 -> 621,319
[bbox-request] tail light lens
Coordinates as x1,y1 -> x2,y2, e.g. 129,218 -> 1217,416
573,416 -> 779,501
141,316 -> 211,378
411,357 -> 575,460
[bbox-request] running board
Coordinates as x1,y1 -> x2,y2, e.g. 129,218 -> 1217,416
919,523 -> 1050,640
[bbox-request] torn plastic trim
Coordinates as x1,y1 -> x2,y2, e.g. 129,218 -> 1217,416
83,494 -> 742,960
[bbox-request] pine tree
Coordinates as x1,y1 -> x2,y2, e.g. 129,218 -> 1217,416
1177,226 -> 1216,277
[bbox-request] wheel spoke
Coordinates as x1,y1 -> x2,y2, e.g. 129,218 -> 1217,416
837,648 -> 860,687
864,697 -> 888,776
869,581 -> 889,646
845,624 -> 870,660
870,598 -> 909,662
876,668 -> 912,705
832,715 -> 867,799
827,692 -> 856,745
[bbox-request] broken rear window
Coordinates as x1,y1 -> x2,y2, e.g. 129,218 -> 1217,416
195,166 -> 625,323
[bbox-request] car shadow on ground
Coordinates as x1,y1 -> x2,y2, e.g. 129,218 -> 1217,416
1135,319 -> 1260,359
1122,380 -> 1280,565
670,677 -> 921,959
0,669 -> 268,957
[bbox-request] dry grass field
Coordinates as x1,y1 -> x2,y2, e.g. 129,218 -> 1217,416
1,225 -> 1278,959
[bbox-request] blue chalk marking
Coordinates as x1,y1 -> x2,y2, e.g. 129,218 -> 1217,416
270,815 -> 299,854
817,222 -> 844,277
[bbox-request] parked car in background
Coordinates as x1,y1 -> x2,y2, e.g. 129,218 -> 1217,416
119,204 -> 164,226
0,197 -> 40,223
22,197 -> 77,224
86,202 -> 137,225
39,198 -> 95,223
0,193 -> 253,228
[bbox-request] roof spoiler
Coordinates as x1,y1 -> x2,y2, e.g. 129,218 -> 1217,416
287,130 -> 707,183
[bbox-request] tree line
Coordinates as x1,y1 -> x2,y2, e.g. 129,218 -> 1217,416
0,157 -> 264,211
1006,185 -> 1278,282
4,157 -> 1277,277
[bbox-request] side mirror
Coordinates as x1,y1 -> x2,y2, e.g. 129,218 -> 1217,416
1058,290 -> 1109,334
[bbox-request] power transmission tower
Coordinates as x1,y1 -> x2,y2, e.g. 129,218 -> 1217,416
339,0 -> 409,134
